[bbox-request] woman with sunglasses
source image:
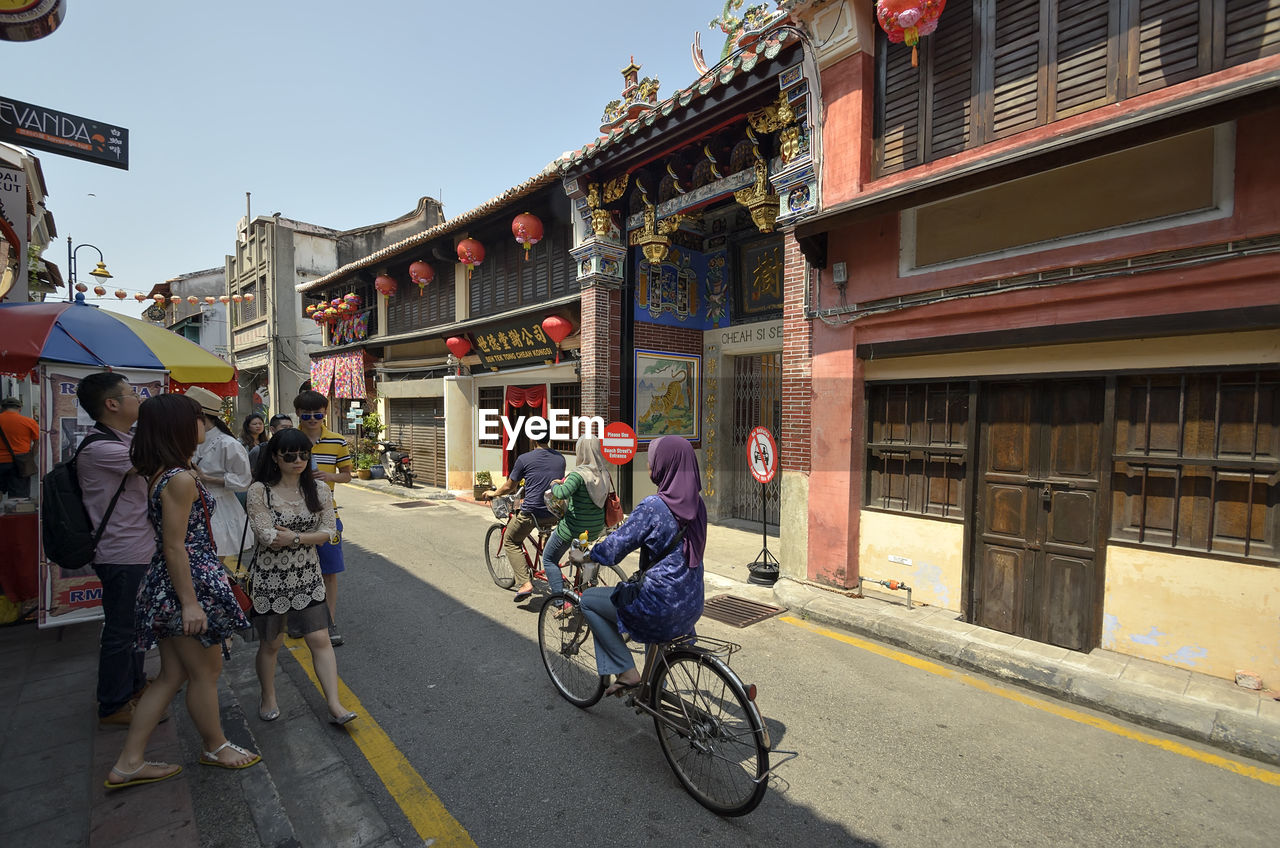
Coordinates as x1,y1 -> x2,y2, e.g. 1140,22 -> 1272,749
246,428 -> 356,725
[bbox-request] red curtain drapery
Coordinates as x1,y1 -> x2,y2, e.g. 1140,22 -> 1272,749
501,384 -> 548,476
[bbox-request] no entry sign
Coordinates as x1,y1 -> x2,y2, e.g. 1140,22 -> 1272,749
602,421 -> 637,465
747,426 -> 778,484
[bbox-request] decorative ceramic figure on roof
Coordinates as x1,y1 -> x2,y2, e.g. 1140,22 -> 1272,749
600,57 -> 661,134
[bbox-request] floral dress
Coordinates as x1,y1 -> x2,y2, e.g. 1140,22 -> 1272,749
245,482 -> 335,614
135,468 -> 250,650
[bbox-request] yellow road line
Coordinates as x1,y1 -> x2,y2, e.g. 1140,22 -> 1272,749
780,616 -> 1280,787
286,639 -> 477,846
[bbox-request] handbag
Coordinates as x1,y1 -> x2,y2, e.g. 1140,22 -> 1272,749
0,424 -> 36,477
604,472 -> 624,529
609,524 -> 687,609
199,478 -> 252,615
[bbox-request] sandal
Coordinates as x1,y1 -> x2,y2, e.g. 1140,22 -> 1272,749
605,677 -> 642,698
200,741 -> 261,770
104,761 -> 182,790
329,711 -> 358,726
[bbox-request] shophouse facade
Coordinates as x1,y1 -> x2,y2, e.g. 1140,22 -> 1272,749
784,0 -> 1280,683
225,198 -> 442,418
298,175 -> 580,491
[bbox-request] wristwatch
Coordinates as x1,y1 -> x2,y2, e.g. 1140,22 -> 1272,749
291,534 -> 301,547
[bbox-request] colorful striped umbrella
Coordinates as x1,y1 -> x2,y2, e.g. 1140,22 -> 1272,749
0,302 -> 234,383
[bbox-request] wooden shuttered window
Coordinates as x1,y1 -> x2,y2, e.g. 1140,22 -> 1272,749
467,219 -> 574,320
386,269 -> 454,336
866,382 -> 970,521
876,0 -> 1280,177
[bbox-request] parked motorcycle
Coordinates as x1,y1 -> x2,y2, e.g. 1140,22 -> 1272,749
378,441 -> 415,488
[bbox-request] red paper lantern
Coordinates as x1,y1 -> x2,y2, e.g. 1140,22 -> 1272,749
114,289 -> 127,299
446,336 -> 471,375
134,293 -> 147,302
93,285 -> 107,296
541,315 -> 573,364
456,238 -> 485,275
876,0 -> 946,67
244,293 -> 255,303
511,213 -> 543,262
232,294 -> 243,303
408,261 -> 434,294
374,274 -> 397,297
205,296 -> 216,305
170,295 -> 183,304
153,294 -> 166,303
219,295 -> 230,304
75,282 -> 88,293
187,296 -> 200,304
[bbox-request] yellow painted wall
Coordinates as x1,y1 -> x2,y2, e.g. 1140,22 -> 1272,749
1103,547 -> 1280,683
858,511 -> 965,611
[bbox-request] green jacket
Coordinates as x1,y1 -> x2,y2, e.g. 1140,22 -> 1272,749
550,471 -> 606,542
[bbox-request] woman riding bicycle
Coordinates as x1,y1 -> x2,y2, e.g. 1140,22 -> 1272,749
575,436 -> 706,697
543,435 -> 609,610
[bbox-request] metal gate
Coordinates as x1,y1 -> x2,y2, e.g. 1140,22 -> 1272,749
730,354 -> 781,525
387,397 -> 446,489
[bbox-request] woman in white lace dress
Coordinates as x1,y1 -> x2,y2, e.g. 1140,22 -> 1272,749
246,428 -> 355,726
184,388 -> 253,573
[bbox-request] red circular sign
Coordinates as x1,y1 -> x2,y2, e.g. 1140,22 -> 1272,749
601,422 -> 637,465
747,426 -> 778,484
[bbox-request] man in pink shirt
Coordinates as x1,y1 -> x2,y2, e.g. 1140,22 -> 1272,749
75,372 -> 156,728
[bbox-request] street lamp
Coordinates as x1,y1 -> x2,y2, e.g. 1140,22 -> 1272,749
66,237 -> 113,303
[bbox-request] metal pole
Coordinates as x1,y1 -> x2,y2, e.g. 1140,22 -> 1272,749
66,235 -> 72,302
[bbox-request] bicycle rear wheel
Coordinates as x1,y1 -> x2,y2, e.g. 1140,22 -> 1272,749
651,651 -> 769,816
538,592 -> 606,708
484,523 -> 515,588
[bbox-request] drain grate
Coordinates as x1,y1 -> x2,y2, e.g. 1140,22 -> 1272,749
700,595 -> 784,629
389,501 -> 437,509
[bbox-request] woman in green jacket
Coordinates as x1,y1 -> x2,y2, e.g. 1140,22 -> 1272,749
542,435 -> 609,601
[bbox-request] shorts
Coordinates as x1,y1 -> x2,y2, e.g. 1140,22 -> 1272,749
318,516 -> 344,575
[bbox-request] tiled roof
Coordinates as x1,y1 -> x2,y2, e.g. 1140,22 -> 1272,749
553,25 -> 799,173
295,167 -> 561,294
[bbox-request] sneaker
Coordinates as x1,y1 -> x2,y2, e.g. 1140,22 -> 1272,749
328,624 -> 344,647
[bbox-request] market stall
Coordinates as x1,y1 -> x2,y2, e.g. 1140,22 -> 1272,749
0,301 -> 233,626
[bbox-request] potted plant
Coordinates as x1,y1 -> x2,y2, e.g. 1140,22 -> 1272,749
474,470 -> 492,501
358,410 -> 385,479
355,453 -> 374,480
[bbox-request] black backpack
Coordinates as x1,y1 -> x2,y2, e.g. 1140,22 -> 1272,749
41,424 -> 128,570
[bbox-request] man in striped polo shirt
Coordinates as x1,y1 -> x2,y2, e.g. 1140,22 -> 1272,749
294,390 -> 353,647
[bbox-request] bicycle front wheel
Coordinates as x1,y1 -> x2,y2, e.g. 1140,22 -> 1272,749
484,523 -> 515,588
538,592 -> 606,708
651,651 -> 769,816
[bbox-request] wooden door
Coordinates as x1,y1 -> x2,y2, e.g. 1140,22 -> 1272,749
388,397 -> 446,488
971,379 -> 1105,651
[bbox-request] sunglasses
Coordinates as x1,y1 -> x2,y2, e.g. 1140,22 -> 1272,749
296,412 -> 325,421
277,451 -> 312,463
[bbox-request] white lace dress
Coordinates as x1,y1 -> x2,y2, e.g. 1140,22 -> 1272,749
245,482 -> 335,615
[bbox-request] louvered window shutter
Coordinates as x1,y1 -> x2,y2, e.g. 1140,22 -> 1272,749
1052,0 -> 1118,118
926,2 -> 977,158
990,0 -> 1046,138
1219,0 -> 1280,68
877,33 -> 924,175
1131,0 -> 1210,93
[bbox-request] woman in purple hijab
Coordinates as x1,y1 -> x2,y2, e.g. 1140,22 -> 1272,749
576,436 -> 707,696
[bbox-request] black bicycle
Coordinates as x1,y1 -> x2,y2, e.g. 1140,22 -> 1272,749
484,490 -> 625,590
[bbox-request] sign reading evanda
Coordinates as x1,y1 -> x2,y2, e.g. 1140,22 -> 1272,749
478,408 -> 605,450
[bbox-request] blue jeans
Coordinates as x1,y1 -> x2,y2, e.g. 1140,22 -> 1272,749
580,586 -> 634,677
541,531 -> 571,597
0,461 -> 30,498
93,562 -> 148,716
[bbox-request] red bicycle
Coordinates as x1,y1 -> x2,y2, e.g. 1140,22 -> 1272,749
484,489 -> 625,591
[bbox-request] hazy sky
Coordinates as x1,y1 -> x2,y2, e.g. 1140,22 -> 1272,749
7,1 -> 741,316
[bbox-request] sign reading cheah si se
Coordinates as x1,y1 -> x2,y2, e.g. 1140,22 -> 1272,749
0,96 -> 128,169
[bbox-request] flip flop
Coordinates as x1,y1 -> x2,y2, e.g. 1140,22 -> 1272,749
104,762 -> 182,790
513,586 -> 534,602
200,741 -> 261,770
329,711 -> 358,726
605,678 -> 642,698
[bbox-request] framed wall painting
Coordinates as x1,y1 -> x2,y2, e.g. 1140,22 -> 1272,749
634,349 -> 700,442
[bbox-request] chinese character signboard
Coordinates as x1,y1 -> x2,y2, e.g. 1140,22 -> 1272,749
0,96 -> 129,170
470,319 -> 557,370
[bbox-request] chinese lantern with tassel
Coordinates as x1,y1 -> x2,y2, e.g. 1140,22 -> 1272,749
219,295 -> 230,304
456,238 -> 484,279
75,283 -> 88,293
244,293 -> 255,302
94,285 -> 107,296
170,295 -> 182,304
114,289 -> 127,300
232,294 -> 242,303
446,336 -> 471,376
876,0 -> 946,67
408,260 -> 434,294
153,294 -> 166,304
541,315 -> 573,364
134,293 -> 147,302
511,213 -> 543,262
187,296 -> 199,305
374,274 -> 397,298
205,296 -> 216,305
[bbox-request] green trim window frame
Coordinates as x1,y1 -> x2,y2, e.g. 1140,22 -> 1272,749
1111,369 -> 1279,563
866,381 -> 970,521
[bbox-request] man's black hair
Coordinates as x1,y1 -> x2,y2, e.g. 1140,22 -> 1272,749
75,372 -> 129,421
293,390 -> 328,412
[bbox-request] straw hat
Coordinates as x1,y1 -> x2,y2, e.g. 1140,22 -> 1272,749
184,386 -> 223,416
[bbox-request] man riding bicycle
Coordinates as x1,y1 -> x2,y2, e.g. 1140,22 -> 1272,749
481,436 -> 565,601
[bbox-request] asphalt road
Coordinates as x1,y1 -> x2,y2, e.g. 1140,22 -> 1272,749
294,485 -> 1280,847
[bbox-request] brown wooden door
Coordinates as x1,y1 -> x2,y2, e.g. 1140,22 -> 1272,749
971,379 -> 1104,651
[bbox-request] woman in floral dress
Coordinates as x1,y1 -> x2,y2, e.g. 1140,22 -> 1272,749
247,427 -> 356,725
104,393 -> 259,790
